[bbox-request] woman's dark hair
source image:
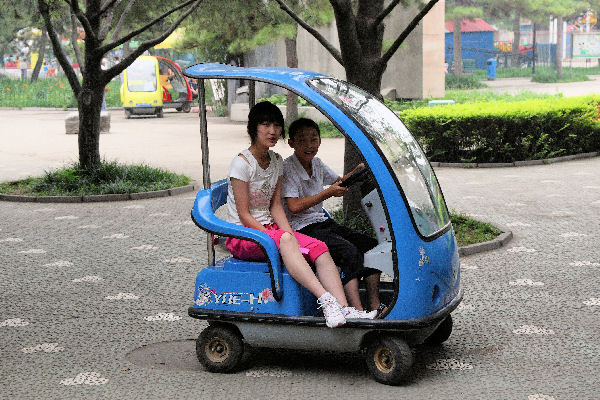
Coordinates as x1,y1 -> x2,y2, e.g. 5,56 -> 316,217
288,117 -> 320,140
247,101 -> 285,143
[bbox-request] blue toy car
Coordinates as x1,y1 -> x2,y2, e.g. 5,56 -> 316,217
184,63 -> 462,385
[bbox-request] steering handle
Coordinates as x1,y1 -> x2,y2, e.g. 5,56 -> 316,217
339,166 -> 369,188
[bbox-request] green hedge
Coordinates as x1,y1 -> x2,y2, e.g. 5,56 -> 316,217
399,96 -> 600,163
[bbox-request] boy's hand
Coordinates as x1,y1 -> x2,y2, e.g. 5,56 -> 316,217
327,181 -> 348,197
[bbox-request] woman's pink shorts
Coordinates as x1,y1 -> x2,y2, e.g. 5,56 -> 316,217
225,223 -> 328,266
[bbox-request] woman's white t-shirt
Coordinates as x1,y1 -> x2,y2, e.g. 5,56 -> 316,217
227,149 -> 283,226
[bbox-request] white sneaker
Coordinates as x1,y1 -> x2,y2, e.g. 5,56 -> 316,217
342,306 -> 377,320
317,292 -> 346,328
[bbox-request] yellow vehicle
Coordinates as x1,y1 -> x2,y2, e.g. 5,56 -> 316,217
120,56 -> 193,118
120,56 -> 163,118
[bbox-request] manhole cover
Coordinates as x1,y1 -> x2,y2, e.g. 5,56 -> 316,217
125,339 -> 201,372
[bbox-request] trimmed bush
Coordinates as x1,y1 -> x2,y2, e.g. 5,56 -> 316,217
399,96 -> 600,163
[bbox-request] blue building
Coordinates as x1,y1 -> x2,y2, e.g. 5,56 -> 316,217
445,18 -> 496,69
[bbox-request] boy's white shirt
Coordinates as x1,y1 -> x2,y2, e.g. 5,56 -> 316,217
227,149 -> 283,226
282,153 -> 338,231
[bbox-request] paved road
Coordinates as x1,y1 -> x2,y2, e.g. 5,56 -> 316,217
1,109 -> 599,399
0,109 -> 345,183
482,75 -> 600,97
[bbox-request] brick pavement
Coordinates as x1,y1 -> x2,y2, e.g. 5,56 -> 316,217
1,110 -> 599,399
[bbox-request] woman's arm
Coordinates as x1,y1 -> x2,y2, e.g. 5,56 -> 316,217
230,177 -> 267,231
270,177 -> 294,234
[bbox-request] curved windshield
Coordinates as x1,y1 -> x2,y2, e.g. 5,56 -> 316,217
309,78 -> 450,237
127,58 -> 157,92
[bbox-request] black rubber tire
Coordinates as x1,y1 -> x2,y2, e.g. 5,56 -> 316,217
423,315 -> 453,346
124,109 -> 131,119
156,108 -> 164,118
365,335 -> 413,385
196,325 -> 245,373
182,103 -> 192,113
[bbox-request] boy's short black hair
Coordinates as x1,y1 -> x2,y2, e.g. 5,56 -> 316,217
247,101 -> 285,143
288,118 -> 320,140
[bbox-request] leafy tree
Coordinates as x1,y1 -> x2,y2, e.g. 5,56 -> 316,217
446,0 -> 482,78
1,1 -> 37,63
528,0 -> 589,76
272,0 -> 442,217
37,0 -> 202,170
177,0 -> 332,121
485,0 -> 589,74
551,1 -> 588,77
480,0 -> 533,67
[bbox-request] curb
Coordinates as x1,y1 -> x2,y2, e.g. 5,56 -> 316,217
458,220 -> 513,257
0,182 -> 198,203
431,152 -> 598,168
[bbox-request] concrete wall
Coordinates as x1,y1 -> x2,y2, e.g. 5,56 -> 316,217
296,22 -> 346,79
386,0 -> 445,98
235,1 -> 445,103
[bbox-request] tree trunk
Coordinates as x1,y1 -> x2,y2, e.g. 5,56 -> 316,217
78,78 -> 104,170
335,1 -> 385,220
453,19 -> 462,77
30,27 -> 48,82
341,57 -> 385,220
532,23 -> 537,74
556,16 -> 563,77
285,34 -> 298,123
511,11 -> 520,67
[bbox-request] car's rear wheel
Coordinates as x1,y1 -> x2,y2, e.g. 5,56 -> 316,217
196,324 -> 245,373
365,335 -> 413,385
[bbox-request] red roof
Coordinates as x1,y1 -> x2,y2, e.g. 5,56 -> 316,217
445,18 -> 496,33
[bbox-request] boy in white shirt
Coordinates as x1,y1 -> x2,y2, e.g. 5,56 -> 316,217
282,118 -> 386,318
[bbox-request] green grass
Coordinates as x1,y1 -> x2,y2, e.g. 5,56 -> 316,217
331,208 -> 376,238
0,161 -> 191,196
450,212 -> 501,246
260,93 -> 311,107
0,77 -> 122,108
466,65 -> 600,80
331,208 -> 500,247
444,89 -> 562,103
384,90 -> 561,112
317,121 -> 342,138
532,67 -> 592,83
445,74 -> 487,90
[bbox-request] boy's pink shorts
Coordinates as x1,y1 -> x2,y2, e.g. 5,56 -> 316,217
225,223 -> 328,265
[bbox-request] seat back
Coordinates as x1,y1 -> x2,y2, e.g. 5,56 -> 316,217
191,179 -> 284,301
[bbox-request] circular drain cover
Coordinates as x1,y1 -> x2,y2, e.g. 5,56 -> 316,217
125,339 -> 201,371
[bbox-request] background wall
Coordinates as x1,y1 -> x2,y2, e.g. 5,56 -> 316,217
236,1 -> 446,102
